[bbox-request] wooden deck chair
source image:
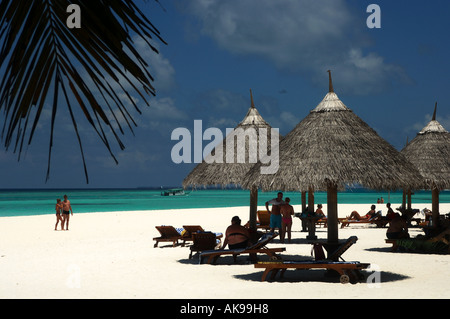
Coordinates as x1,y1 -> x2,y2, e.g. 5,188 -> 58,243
340,215 -> 389,228
189,232 -> 221,259
153,226 -> 184,248
182,225 -> 205,244
256,210 -> 271,231
315,217 -> 347,228
199,232 -> 285,264
327,236 -> 358,261
315,218 -> 327,227
254,236 -> 370,284
386,227 -> 450,253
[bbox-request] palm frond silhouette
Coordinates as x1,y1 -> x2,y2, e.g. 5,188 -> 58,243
0,0 -> 166,182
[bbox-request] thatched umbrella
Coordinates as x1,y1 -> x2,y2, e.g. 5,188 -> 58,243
243,71 -> 424,244
183,90 -> 282,230
401,103 -> 450,226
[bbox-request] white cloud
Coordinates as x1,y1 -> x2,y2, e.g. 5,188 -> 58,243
135,97 -> 190,135
134,38 -> 176,92
148,97 -> 188,121
181,0 -> 411,94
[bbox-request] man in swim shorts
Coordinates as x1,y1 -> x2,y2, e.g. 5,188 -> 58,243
61,194 -> 73,230
265,192 -> 285,233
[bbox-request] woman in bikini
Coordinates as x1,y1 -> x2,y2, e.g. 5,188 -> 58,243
348,205 -> 377,221
55,198 -> 63,230
280,198 -> 294,243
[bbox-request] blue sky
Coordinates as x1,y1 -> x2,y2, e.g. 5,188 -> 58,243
0,0 -> 449,189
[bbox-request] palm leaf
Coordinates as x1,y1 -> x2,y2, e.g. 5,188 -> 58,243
0,0 -> 166,183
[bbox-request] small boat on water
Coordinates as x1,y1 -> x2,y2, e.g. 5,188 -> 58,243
160,188 -> 190,196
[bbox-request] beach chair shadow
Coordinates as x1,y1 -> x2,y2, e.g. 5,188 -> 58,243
199,232 -> 285,265
253,236 -> 371,284
236,268 -> 410,284
153,226 -> 184,248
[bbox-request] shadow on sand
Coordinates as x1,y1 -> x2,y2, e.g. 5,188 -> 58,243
234,268 -> 410,284
179,252 -> 410,284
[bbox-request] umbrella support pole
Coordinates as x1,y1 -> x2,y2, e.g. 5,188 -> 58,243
249,186 -> 258,231
327,184 -> 339,244
432,186 -> 440,227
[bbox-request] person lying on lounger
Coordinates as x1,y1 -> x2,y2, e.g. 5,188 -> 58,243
347,205 -> 379,221
221,216 -> 250,250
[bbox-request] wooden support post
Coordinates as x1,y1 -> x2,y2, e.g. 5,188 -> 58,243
327,183 -> 338,244
432,185 -> 439,227
301,191 -> 306,213
249,185 -> 258,231
308,187 -> 314,212
407,189 -> 412,211
300,191 -> 307,232
402,189 -> 406,210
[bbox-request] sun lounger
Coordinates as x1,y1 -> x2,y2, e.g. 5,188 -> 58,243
189,232 -> 221,259
327,236 -> 358,261
254,261 -> 370,284
181,225 -> 204,244
340,217 -> 389,228
153,226 -> 184,248
199,232 -> 285,264
254,236 -> 370,284
315,218 -> 327,227
182,225 -> 223,245
256,210 -> 270,231
385,239 -> 399,252
391,238 -> 449,253
385,227 -> 450,253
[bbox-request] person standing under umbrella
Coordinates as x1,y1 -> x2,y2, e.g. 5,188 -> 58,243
265,192 -> 285,233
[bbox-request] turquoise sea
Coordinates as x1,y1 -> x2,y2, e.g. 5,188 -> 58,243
0,188 -> 449,218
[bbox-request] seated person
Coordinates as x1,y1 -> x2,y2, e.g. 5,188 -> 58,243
348,205 -> 378,221
221,216 -> 250,250
386,213 -> 409,239
315,204 -> 326,219
422,208 -> 432,222
386,203 -> 396,220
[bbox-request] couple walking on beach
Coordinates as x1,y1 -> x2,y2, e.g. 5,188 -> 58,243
55,195 -> 73,230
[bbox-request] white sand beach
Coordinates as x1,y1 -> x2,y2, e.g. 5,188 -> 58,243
0,203 -> 449,299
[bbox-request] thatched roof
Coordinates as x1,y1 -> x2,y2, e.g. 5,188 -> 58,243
401,103 -> 450,190
183,90 -> 282,188
243,71 -> 424,192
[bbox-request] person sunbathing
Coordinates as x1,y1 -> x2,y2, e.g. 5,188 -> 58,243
347,205 -> 378,221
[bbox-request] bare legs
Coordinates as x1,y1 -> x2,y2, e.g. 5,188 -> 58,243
62,214 -> 70,230
280,221 -> 292,243
55,214 -> 63,230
